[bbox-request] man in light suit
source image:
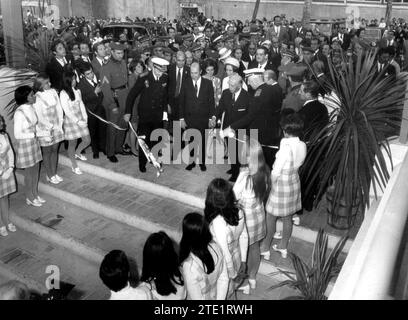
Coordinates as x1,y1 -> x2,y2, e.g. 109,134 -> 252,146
179,62 -> 216,172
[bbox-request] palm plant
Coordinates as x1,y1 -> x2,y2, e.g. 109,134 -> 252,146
301,48 -> 408,229
270,229 -> 348,300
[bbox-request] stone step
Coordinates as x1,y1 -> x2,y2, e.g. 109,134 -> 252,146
0,222 -> 107,300
58,154 -> 354,253
8,191 -> 296,300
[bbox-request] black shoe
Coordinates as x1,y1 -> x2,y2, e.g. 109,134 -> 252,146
122,144 -> 131,153
139,166 -> 146,173
108,155 -> 118,163
186,163 -> 196,171
226,169 -> 233,175
93,152 -> 100,159
199,164 -> 207,172
118,150 -> 132,156
81,150 -> 86,155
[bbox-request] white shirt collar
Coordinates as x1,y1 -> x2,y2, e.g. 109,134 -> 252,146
304,99 -> 317,106
233,88 -> 242,101
86,78 -> 95,86
258,61 -> 267,69
96,56 -> 104,65
56,57 -> 67,66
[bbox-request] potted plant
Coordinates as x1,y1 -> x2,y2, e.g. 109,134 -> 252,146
269,229 -> 348,300
300,48 -> 408,229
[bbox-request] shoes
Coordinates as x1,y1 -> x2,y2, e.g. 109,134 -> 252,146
75,154 -> 87,161
272,244 -> 288,259
118,150 -> 132,156
236,284 -> 250,295
108,156 -> 118,163
7,223 -> 17,233
226,169 -> 233,174
139,166 -> 146,173
248,279 -> 257,290
199,164 -> 207,172
55,175 -> 63,183
260,251 -> 270,260
36,196 -> 46,204
292,215 -> 300,226
93,152 -> 99,159
0,227 -> 8,237
72,167 -> 83,175
26,198 -> 42,207
185,163 -> 196,171
274,231 -> 283,240
46,175 -> 60,185
122,144 -> 131,153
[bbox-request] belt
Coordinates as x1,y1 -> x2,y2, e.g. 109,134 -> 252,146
112,85 -> 128,91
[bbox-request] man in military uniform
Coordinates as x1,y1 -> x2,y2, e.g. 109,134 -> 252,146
180,34 -> 193,52
224,68 -> 282,168
100,42 -> 131,163
124,57 -> 170,173
281,63 -> 307,112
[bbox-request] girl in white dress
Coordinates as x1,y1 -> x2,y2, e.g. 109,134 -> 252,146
60,71 -> 91,175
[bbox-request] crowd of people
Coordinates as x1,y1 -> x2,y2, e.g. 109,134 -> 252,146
0,10 -> 405,300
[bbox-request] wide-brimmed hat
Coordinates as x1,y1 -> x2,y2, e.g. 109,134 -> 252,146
218,47 -> 232,60
224,57 -> 240,69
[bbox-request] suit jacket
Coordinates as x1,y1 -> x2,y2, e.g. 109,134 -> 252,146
269,49 -> 282,72
248,59 -> 275,72
330,33 -> 351,50
77,77 -> 104,113
45,57 -> 73,92
266,26 -> 290,43
378,38 -> 398,50
298,100 -> 329,141
125,71 -> 169,124
242,52 -> 257,64
216,89 -> 250,130
91,57 -> 104,81
179,77 -> 215,130
167,64 -> 191,118
230,83 -> 283,145
374,62 -> 396,80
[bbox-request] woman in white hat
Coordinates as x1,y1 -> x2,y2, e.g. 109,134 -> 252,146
216,47 -> 232,81
221,57 -> 248,92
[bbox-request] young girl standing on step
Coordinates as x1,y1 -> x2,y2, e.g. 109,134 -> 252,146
261,113 -> 307,259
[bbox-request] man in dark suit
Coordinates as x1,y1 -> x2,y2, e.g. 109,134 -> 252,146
225,68 -> 283,168
375,47 -> 397,80
331,23 -> 351,51
77,62 -> 107,159
179,62 -> 216,172
242,41 -> 257,65
125,57 -> 170,173
216,74 -> 250,181
269,37 -> 282,73
167,51 -> 190,154
298,80 -> 330,211
91,42 -> 107,81
248,46 -> 275,72
45,40 -> 72,92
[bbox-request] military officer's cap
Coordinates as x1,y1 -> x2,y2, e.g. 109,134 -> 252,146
190,43 -> 202,52
110,42 -> 126,51
194,33 -> 205,42
151,57 -> 170,71
212,35 -> 224,43
243,68 -> 264,79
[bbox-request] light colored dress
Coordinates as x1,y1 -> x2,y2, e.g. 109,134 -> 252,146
60,89 -> 89,141
0,133 -> 16,198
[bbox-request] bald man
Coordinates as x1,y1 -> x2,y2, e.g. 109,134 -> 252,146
217,74 -> 250,181
179,62 -> 216,171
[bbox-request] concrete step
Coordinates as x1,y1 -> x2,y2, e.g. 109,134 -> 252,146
58,154 -> 354,253
0,223 -> 107,300
8,191 -> 297,300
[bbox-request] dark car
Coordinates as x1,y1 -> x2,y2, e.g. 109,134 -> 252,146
101,22 -> 167,43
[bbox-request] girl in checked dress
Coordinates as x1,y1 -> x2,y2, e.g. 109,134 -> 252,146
60,71 -> 91,175
261,113 -> 307,259
233,139 -> 271,294
33,73 -> 65,185
0,116 -> 17,237
13,86 -> 44,207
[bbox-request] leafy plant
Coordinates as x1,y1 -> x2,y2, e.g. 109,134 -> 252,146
269,229 -> 348,300
301,49 -> 408,225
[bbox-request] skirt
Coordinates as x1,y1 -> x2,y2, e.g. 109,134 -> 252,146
266,170 -> 302,217
64,119 -> 90,141
0,173 -> 17,198
240,198 -> 266,245
39,128 -> 65,147
16,138 -> 43,169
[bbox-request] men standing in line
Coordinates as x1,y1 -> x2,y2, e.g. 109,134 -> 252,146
100,42 -> 130,163
179,62 -> 216,172
216,74 -> 250,182
125,57 -> 170,173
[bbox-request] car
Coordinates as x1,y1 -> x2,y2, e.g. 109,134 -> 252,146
310,18 -> 347,37
101,22 -> 168,44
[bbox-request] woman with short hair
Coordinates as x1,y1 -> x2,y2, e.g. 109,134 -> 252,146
202,58 -> 222,107
13,86 -> 44,207
141,231 -> 186,300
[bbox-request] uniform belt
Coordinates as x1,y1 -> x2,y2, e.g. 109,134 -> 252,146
112,85 -> 128,91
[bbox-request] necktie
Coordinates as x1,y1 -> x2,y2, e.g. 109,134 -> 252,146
194,81 -> 198,96
175,68 -> 181,97
232,93 -> 236,104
